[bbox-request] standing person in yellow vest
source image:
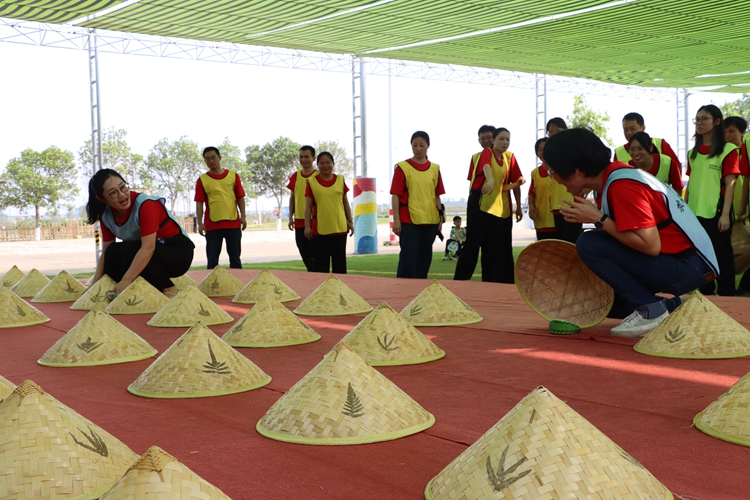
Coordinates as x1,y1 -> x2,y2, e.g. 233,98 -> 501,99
287,145 -> 318,271
304,151 -> 353,274
391,131 -> 445,279
627,132 -> 683,193
724,116 -> 750,295
686,105 -> 740,296
194,146 -> 247,269
528,138 -> 557,240
614,112 -> 681,168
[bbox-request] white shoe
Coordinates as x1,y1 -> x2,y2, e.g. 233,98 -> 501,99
610,311 -> 668,338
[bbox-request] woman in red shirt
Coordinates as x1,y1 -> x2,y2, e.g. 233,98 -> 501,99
86,169 -> 195,296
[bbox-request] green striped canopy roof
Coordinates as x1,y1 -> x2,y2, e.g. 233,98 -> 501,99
3,0 -> 748,91
0,0 -> 121,23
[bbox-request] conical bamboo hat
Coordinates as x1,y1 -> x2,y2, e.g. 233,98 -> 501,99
71,274 -> 117,311
257,342 -> 435,445
634,291 -> 750,359
223,295 -> 320,347
11,268 -> 50,298
341,302 -> 445,366
38,309 -> 157,367
0,287 -> 51,329
0,380 -> 139,500
232,268 -> 300,303
399,280 -> 482,326
0,374 -> 15,401
1,265 -> 25,288
31,270 -> 86,303
515,239 -> 614,328
695,369 -> 750,447
100,446 -> 231,500
129,322 -> 271,398
172,274 -> 197,290
146,286 -> 234,327
293,275 -> 373,316
105,277 -> 170,315
732,221 -> 750,274
197,266 -> 245,297
425,386 -> 672,500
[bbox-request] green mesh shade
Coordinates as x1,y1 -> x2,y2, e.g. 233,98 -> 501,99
0,0 -> 123,23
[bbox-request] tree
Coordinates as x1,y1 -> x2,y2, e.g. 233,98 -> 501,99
245,136 -> 301,218
0,147 -> 79,228
78,127 -> 146,189
216,137 -> 255,198
146,136 -> 203,213
719,94 -> 750,120
313,140 -> 354,180
566,94 -> 614,146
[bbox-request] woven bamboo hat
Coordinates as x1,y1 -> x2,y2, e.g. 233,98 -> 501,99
399,280 -> 482,326
11,268 -> 51,298
197,266 -> 245,297
129,322 -> 271,398
146,286 -> 234,327
0,380 -> 139,500
293,275 -> 373,316
0,287 -> 51,329
71,274 -> 117,311
38,309 -> 157,367
223,295 -> 320,347
257,342 -> 434,445
1,265 -> 25,288
634,291 -> 750,359
105,277 -> 170,315
732,221 -> 750,274
232,268 -> 300,303
425,386 -> 672,500
515,239 -> 614,328
100,446 -> 231,500
0,374 -> 15,401
341,302 -> 445,366
31,270 -> 86,303
172,274 -> 197,290
694,369 -> 750,447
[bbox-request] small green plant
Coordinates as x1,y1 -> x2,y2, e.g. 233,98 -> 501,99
409,304 -> 422,316
341,383 -> 364,418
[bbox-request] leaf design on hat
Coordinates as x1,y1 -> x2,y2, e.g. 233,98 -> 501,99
664,325 -> 686,344
125,295 -> 143,307
198,303 -> 211,316
211,277 -> 220,291
377,334 -> 398,351
69,427 -> 109,457
2,279 -> 12,287
89,286 -> 105,303
64,279 -> 79,294
409,304 -> 422,316
339,293 -> 347,306
486,446 -> 531,491
76,337 -> 103,353
203,341 -> 230,374
341,383 -> 364,418
231,317 -> 247,333
273,284 -> 282,295
16,304 -> 27,317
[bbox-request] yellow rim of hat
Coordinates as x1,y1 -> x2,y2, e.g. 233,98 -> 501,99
693,413 -> 750,447
0,287 -> 51,328
128,379 -> 270,399
227,336 -> 321,348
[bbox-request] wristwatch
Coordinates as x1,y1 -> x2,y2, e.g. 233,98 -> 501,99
594,213 -> 609,229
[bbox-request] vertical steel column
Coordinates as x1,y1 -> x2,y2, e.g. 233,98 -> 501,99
88,27 -> 103,263
676,89 -> 690,172
352,57 -> 367,177
534,73 -> 547,164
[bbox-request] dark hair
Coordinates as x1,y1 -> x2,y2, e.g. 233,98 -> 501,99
622,112 -> 645,126
453,216 -> 462,222
202,146 -> 220,158
317,151 -> 335,164
534,137 -> 547,152
724,116 -> 748,134
411,131 -> 430,146
627,131 -> 653,153
546,117 -> 567,132
691,104 -> 726,159
492,127 -> 510,139
300,145 -> 316,157
86,169 -> 126,224
543,128 -> 612,180
477,125 -> 495,136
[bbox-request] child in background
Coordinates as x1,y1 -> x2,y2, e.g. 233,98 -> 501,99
444,216 -> 466,260
528,138 -> 557,240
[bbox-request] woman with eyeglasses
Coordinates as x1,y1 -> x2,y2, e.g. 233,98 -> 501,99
627,131 -> 683,193
86,169 -> 195,297
686,104 -> 740,296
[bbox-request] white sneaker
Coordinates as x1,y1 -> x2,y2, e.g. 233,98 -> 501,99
610,311 -> 668,338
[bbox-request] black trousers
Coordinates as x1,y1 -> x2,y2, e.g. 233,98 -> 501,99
312,234 -> 347,274
295,227 -> 314,271
397,223 -> 438,278
698,212 -> 735,296
205,228 -> 242,269
554,213 -> 582,244
536,230 -> 558,241
104,233 -> 195,290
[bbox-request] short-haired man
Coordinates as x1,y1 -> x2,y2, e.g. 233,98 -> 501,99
615,112 -> 681,167
287,145 -> 318,271
194,146 -> 247,269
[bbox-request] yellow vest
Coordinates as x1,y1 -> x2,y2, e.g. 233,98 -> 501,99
687,143 -> 738,218
398,160 -> 440,224
308,175 -> 347,235
294,169 -> 318,220
470,149 -> 508,218
530,167 -> 555,230
200,170 -> 238,222
615,138 -> 664,163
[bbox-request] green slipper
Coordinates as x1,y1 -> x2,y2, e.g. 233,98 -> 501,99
549,319 -> 581,335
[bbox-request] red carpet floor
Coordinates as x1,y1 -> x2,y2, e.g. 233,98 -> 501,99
2,270 -> 750,499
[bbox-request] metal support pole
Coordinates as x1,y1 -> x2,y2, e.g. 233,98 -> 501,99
534,73 -> 547,164
88,27 -> 103,264
352,56 -> 367,178
676,88 -> 690,172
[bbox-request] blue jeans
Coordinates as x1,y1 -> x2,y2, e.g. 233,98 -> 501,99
577,230 -> 712,319
205,228 -> 242,269
397,223 -> 437,278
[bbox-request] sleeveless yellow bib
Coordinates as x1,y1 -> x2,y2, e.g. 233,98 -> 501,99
398,161 -> 440,224
309,175 -> 347,235
687,143 -> 738,218
294,169 -> 318,220
200,170 -> 238,222
530,167 -> 555,230
470,150 -> 507,218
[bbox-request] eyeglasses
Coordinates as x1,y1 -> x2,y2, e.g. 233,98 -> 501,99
545,165 -> 556,176
692,117 -> 711,125
107,184 -> 129,200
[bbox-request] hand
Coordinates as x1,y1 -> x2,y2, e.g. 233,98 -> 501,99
198,222 -> 206,237
528,206 -> 538,221
517,176 -> 526,187
115,279 -> 132,295
347,220 -> 354,237
515,206 -> 523,222
392,220 -> 402,236
287,218 -> 294,230
240,217 -> 247,231
481,180 -> 494,195
304,226 -> 313,241
718,213 -> 731,232
559,196 -> 602,224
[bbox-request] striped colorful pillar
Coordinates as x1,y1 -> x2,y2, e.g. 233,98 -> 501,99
352,177 -> 378,254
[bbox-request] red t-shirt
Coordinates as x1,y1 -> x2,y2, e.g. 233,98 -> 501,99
287,170 -> 317,228
390,159 -> 446,225
602,163 -> 692,254
305,174 -> 350,236
194,170 -> 246,231
686,144 -> 740,198
467,149 -> 522,211
101,191 -> 181,242
628,152 -> 683,193
740,143 -> 749,176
